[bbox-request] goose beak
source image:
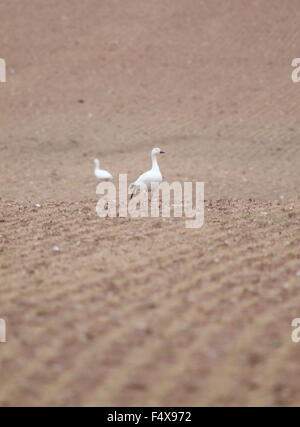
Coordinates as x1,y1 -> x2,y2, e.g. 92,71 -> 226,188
160,150 -> 165,154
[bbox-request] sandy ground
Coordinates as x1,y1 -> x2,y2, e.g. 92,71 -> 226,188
0,0 -> 300,406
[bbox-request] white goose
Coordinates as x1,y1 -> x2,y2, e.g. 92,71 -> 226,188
129,147 -> 165,199
94,158 -> 113,180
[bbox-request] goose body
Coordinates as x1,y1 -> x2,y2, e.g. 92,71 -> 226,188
94,158 -> 113,180
129,147 -> 165,198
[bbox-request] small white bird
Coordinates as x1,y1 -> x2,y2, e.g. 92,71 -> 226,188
94,158 -> 113,180
129,147 -> 165,199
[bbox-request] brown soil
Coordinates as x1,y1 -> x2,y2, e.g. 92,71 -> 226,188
0,0 -> 300,406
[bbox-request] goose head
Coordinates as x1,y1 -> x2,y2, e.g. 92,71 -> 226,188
152,147 -> 165,156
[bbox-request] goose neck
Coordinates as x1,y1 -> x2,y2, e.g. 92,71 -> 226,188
151,152 -> 159,171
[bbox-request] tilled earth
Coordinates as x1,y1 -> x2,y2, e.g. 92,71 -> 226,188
0,0 -> 300,406
0,199 -> 299,406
